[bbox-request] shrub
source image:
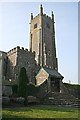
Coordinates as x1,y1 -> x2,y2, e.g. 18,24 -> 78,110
18,67 -> 28,105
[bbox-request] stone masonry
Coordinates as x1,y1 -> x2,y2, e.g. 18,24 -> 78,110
30,5 -> 58,70
1,5 -> 64,98
6,46 -> 37,84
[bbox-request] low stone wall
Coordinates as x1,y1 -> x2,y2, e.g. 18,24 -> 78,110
2,85 -> 12,96
63,83 -> 80,99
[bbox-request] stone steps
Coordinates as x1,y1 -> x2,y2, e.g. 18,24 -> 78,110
40,92 -> 80,107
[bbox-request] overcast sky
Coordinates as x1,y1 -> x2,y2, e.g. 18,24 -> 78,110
0,2 -> 78,84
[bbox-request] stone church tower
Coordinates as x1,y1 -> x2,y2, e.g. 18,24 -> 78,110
1,4 -> 65,98
30,5 -> 58,70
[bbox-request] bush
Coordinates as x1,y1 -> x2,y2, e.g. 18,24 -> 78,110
18,67 -> 28,105
10,97 -> 25,104
18,67 -> 28,97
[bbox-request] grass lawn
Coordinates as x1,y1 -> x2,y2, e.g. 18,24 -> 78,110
2,105 -> 80,119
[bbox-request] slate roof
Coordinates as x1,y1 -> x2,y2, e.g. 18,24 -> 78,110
43,67 -> 64,79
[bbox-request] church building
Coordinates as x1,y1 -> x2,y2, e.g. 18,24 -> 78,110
30,5 -> 64,94
1,5 -> 64,98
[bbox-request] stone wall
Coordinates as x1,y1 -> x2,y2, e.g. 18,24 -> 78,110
42,14 -> 57,69
2,85 -> 12,96
0,51 -> 7,81
30,14 -> 41,64
7,47 -> 17,80
36,80 -> 49,99
63,83 -> 80,99
30,12 -> 58,69
16,46 -> 36,83
6,46 -> 36,84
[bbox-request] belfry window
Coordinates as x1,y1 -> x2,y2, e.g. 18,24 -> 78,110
34,23 -> 37,29
46,22 -> 50,29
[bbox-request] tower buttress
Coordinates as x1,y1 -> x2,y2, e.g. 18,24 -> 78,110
39,4 -> 44,66
52,11 -> 58,70
52,11 -> 54,22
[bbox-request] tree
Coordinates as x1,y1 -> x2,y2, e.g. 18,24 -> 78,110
18,67 -> 28,105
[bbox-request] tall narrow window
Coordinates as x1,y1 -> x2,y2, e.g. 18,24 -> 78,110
34,23 -> 37,29
30,34 -> 32,51
31,34 -> 32,40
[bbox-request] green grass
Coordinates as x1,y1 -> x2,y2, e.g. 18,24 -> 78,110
2,105 -> 80,119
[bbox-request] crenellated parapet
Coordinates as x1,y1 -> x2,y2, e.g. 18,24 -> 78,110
7,46 -> 35,57
43,65 -> 54,69
43,14 -> 52,20
33,14 -> 40,19
7,47 -> 17,56
30,13 -> 53,22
